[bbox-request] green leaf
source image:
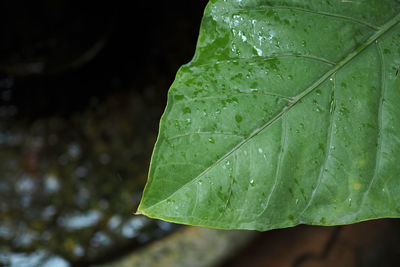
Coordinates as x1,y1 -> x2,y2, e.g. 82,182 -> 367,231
138,0 -> 400,230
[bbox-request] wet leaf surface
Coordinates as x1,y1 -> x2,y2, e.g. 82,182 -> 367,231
139,0 -> 400,230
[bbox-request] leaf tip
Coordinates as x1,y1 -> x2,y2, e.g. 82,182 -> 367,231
134,210 -> 143,216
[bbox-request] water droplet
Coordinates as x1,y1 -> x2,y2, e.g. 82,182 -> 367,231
235,114 -> 243,123
318,143 -> 325,152
250,179 -> 255,186
254,46 -> 263,56
208,137 -> 215,144
330,99 -> 335,113
288,188 -> 293,195
258,148 -> 263,153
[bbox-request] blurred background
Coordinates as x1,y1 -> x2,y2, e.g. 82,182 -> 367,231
0,1 -> 399,267
0,1 -> 206,266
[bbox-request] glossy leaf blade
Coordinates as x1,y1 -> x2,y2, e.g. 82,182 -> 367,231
138,0 -> 400,230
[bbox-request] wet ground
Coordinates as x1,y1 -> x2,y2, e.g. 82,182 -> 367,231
0,1 -> 208,266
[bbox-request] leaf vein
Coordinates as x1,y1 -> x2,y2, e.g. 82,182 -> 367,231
356,41 -> 385,216
257,115 -> 287,217
192,54 -> 335,68
175,92 -> 293,103
155,162 -> 206,169
167,131 -> 245,141
227,5 -> 380,30
299,75 -> 337,221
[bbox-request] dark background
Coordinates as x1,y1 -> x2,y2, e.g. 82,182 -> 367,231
0,1 -> 208,118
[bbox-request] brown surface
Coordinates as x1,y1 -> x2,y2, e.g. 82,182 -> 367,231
98,226 -> 256,267
223,219 -> 400,267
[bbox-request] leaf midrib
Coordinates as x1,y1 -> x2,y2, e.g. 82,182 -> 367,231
139,11 -> 400,214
